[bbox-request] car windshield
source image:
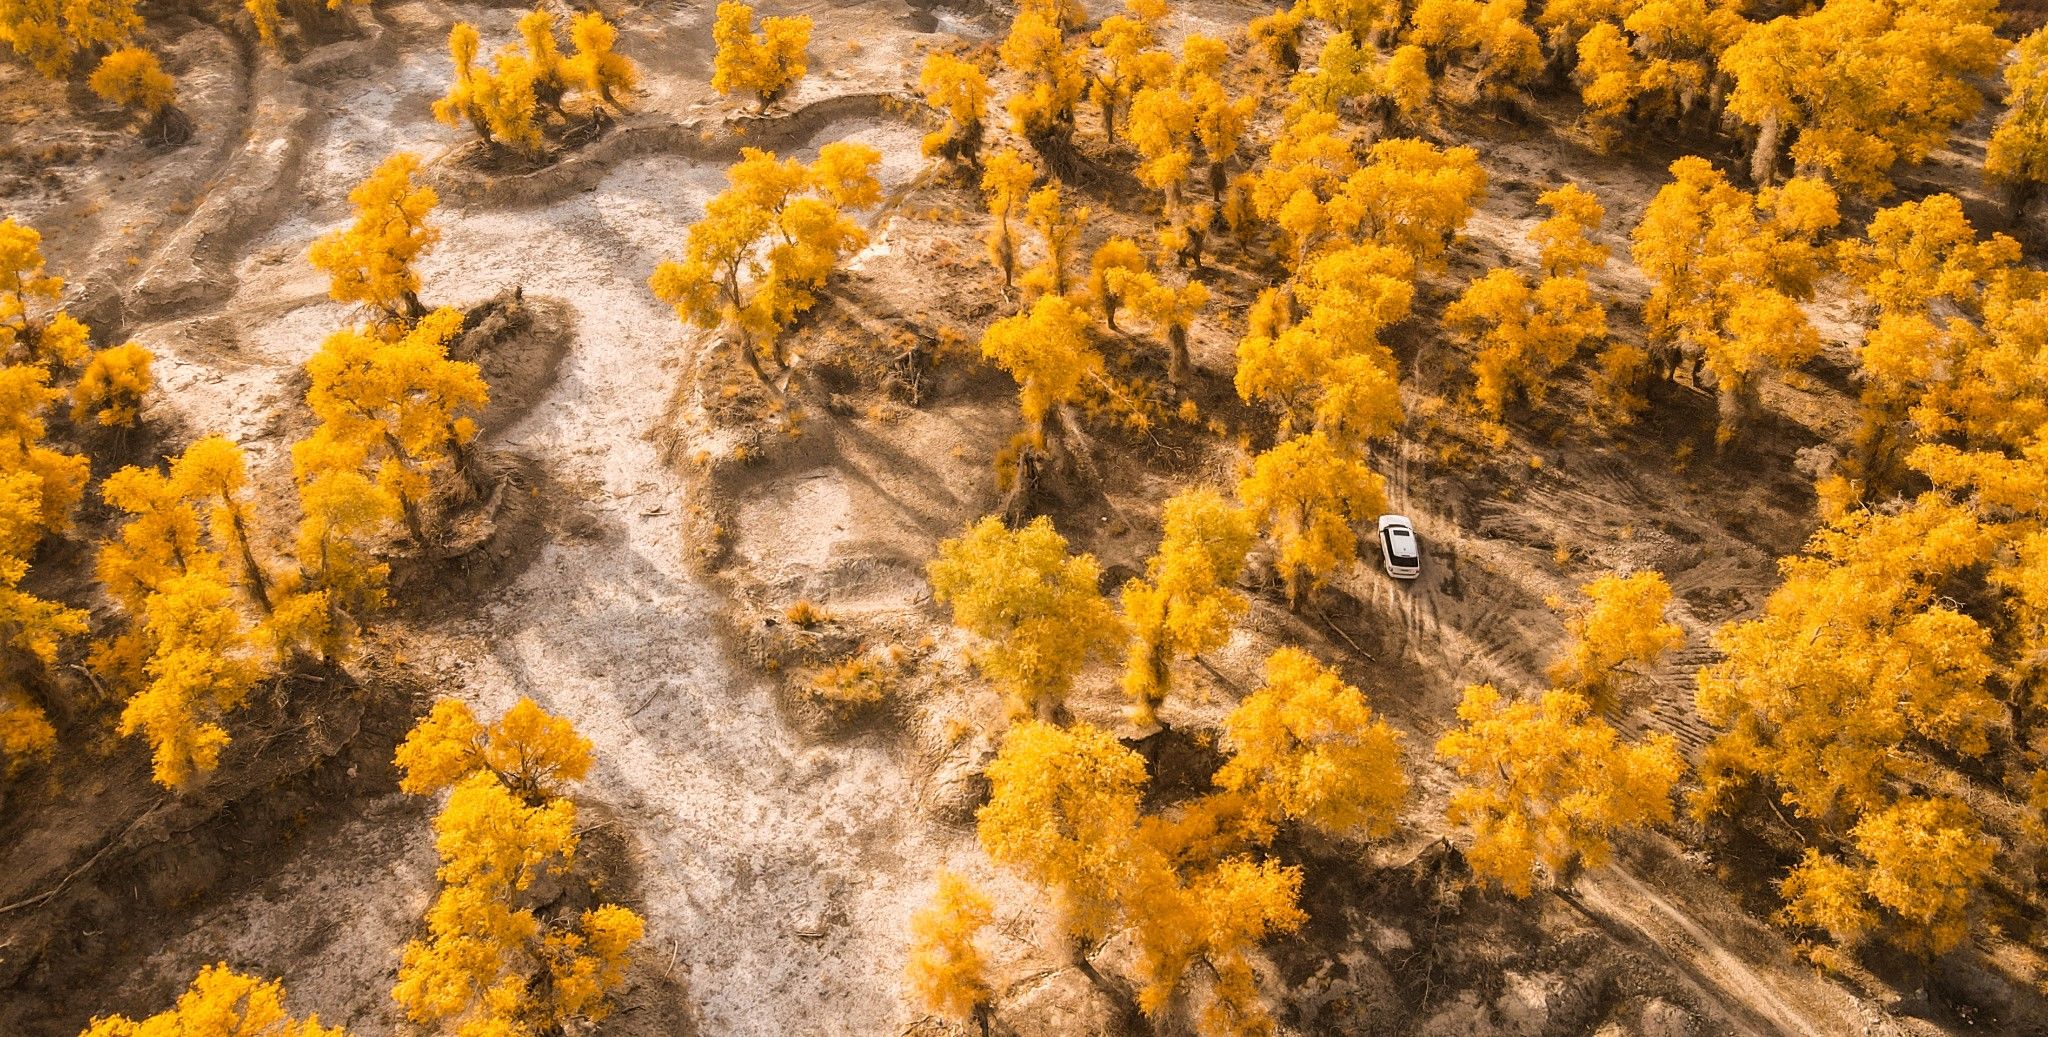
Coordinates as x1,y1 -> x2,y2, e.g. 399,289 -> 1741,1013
1387,529 -> 1418,561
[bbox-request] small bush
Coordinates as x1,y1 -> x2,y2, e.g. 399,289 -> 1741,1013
785,599 -> 833,628
809,648 -> 901,705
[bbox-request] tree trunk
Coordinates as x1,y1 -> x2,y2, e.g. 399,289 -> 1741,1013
1749,112 -> 1782,188
1167,325 -> 1191,388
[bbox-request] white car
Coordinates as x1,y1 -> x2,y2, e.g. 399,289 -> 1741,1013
1378,515 -> 1421,580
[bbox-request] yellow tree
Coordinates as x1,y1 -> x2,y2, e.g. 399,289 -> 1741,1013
289,432 -> 395,662
396,696 -> 592,801
433,25 -> 546,157
1235,243 -> 1412,446
977,293 -> 1101,456
1988,27 -> 2048,216
1437,683 -> 1682,896
1546,570 -> 1681,714
1248,4 -> 1307,71
1720,0 -> 2003,195
518,6 -> 569,111
71,342 -> 153,427
1694,499 -> 2001,825
905,870 -> 995,1031
927,516 -> 1120,718
1834,194 -> 2028,488
89,47 -> 189,143
1447,269 -> 1606,425
172,436 -> 277,617
566,10 -> 637,110
1,0 -> 138,78
1113,268 -> 1210,388
1630,157 -> 1837,444
1087,0 -> 1169,144
112,570 -> 266,789
1214,647 -> 1408,840
0,364 -> 89,536
308,152 -> 440,327
1120,487 -> 1253,727
92,438 -> 294,786
649,143 -> 881,381
393,697 -> 643,1035
711,0 -> 809,111
0,468 -> 86,776
1018,184 -> 1086,300
0,218 -> 92,373
1406,0 -> 1543,106
79,963 -> 349,1037
1236,432 -> 1386,606
1779,796 -> 1998,955
301,308 -> 488,547
919,51 -> 991,169
1000,7 -> 1086,155
1563,0 -> 1749,146
980,148 -> 1037,289
1531,183 -> 1608,277
1087,236 -> 1147,331
978,720 -> 1149,941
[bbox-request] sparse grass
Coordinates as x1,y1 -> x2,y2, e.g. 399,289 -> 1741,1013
785,599 -> 833,628
809,646 -> 903,705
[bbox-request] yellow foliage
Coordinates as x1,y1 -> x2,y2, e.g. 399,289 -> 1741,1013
1530,183 -> 1608,278
393,702 -> 640,1035
1448,267 -> 1606,421
71,341 -> 153,427
1631,157 -> 1836,442
1,689 -> 56,770
1721,0 -> 2003,196
1120,487 -> 1253,726
1546,570 -> 1682,714
978,720 -> 1148,939
927,516 -> 1120,717
1437,684 -> 1682,896
308,152 -> 440,326
1087,0 -> 1168,143
918,51 -> 990,165
0,217 -> 92,372
1247,4 -> 1307,70
566,10 -> 638,109
1781,796 -> 1998,956
1019,184 -> 1086,299
1989,28 -> 2048,191
1235,243 -> 1412,446
395,696 -> 593,802
1237,432 -> 1387,605
79,963 -> 348,1037
977,293 -> 1100,445
1215,647 -> 1408,840
979,147 -> 1038,287
711,1 -> 810,110
1696,498 -> 2000,822
0,364 -> 89,536
1000,8 -> 1085,144
88,46 -> 175,117
1,0 -> 137,78
300,307 -> 486,546
114,571 -> 266,789
649,144 -> 879,375
905,870 -> 994,1024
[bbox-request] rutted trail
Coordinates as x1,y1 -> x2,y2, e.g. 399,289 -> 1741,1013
396,120 -> 954,1033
